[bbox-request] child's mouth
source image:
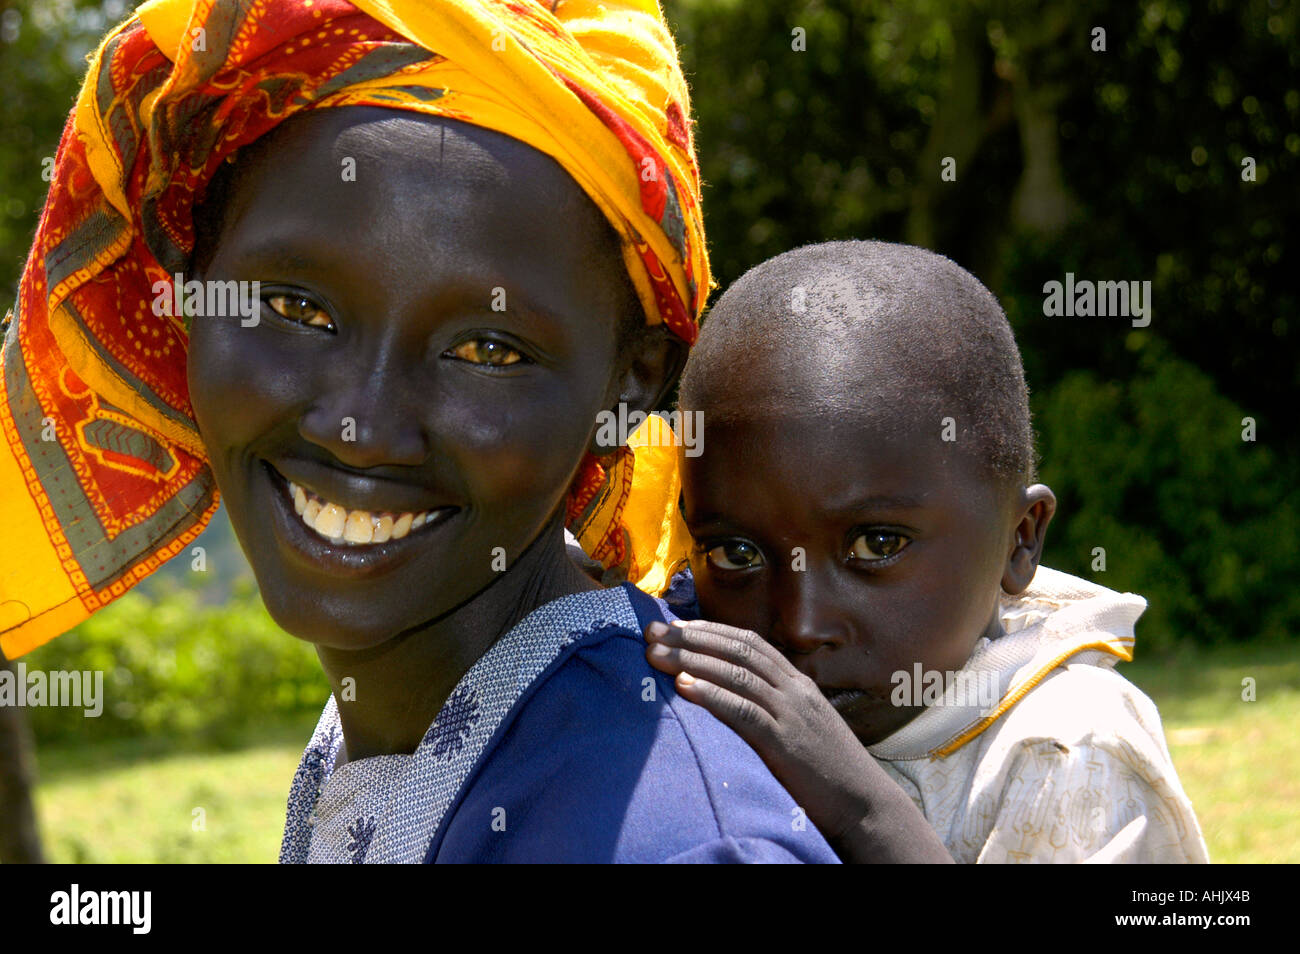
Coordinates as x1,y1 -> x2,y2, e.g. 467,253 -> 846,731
821,687 -> 868,710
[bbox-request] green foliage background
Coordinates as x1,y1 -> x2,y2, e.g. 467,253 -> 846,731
25,576 -> 328,746
1,0 -> 1296,740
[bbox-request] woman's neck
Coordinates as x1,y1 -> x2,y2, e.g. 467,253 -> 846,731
316,512 -> 601,766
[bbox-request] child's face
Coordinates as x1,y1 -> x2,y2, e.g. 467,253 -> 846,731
187,108 -> 637,649
681,406 -> 1019,745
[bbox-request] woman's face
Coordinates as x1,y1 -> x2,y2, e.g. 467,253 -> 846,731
187,107 -> 640,649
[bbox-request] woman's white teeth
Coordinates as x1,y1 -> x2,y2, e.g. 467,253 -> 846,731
287,480 -> 432,545
315,503 -> 347,540
343,510 -> 372,544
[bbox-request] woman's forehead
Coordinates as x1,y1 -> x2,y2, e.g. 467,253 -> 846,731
223,106 -> 604,222
202,106 -> 628,299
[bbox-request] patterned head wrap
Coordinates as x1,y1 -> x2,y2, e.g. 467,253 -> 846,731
0,0 -> 709,658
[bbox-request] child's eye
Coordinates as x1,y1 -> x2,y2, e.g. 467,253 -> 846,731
706,540 -> 764,571
445,339 -> 525,367
267,293 -> 334,330
849,531 -> 910,561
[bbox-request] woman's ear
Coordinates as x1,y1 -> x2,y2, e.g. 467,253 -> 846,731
590,326 -> 688,456
1002,484 -> 1057,595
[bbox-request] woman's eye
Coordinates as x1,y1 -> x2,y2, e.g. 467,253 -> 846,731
849,531 -> 910,561
267,294 -> 333,329
706,540 -> 764,571
446,339 -> 525,366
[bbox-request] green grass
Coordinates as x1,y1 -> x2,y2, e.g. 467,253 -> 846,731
1119,642 -> 1300,864
32,714 -> 319,864
27,643 -> 1300,863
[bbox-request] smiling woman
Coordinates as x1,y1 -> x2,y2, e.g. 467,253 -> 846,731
0,0 -> 853,864
187,109 -> 650,652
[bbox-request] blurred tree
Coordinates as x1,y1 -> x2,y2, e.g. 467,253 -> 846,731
0,1 -> 128,291
0,654 -> 44,862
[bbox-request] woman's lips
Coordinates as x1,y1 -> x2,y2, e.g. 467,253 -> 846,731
287,477 -> 436,545
262,461 -> 458,578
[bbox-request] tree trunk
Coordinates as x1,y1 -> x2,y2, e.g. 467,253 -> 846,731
1005,2 -> 1078,235
906,8 -> 988,250
0,652 -> 45,863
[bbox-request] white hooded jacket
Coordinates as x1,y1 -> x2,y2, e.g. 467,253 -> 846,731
868,566 -> 1209,863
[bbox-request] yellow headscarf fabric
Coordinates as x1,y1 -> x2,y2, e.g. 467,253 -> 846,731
0,0 -> 708,658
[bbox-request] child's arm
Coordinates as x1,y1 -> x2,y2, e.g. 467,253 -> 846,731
645,619 -> 953,863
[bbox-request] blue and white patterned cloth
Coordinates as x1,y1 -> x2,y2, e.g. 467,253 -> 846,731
280,583 -> 840,864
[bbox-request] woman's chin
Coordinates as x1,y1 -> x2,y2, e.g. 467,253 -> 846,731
250,572 -> 433,652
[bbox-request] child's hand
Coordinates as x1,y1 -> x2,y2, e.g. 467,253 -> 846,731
644,618 -> 953,863
644,619 -> 875,840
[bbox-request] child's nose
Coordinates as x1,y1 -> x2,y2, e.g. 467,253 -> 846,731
769,574 -> 853,654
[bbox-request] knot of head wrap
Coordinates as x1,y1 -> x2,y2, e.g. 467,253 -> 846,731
0,0 -> 709,658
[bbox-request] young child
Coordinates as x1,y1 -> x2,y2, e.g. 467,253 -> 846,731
643,240 -> 1210,863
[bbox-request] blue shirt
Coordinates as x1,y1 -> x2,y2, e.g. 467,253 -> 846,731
281,583 -> 838,864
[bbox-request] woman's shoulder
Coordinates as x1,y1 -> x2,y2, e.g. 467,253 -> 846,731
430,586 -> 838,862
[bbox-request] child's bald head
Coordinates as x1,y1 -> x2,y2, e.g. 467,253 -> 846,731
678,242 -> 1054,743
680,240 -> 1035,488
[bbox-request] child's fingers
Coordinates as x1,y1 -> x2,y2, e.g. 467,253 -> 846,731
644,621 -> 786,687
647,643 -> 779,711
666,618 -> 800,677
644,640 -> 688,676
672,673 -> 779,745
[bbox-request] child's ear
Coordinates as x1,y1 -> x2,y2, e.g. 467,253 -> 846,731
590,328 -> 688,456
1002,484 -> 1057,595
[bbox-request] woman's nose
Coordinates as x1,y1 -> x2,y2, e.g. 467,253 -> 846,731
297,371 -> 430,469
